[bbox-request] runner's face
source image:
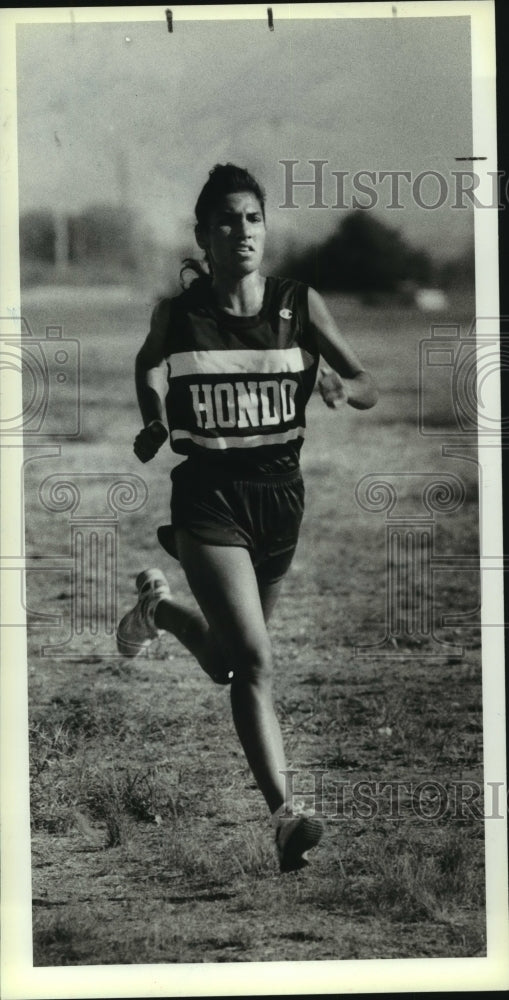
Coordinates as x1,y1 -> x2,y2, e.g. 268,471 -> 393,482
199,192 -> 266,278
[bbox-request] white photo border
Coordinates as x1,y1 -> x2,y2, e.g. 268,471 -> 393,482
1,2 -> 507,996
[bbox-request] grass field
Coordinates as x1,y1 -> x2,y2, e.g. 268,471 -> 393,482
21,284 -> 486,965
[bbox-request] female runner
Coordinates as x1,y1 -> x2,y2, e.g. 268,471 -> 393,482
117,164 -> 378,872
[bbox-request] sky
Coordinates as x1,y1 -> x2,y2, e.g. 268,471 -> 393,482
15,12 -> 475,263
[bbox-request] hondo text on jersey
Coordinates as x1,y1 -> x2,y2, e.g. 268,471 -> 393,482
167,347 -> 316,453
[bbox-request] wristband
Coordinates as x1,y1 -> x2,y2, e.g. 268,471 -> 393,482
147,421 -> 168,445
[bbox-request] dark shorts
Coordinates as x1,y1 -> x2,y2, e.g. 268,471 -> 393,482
157,461 -> 305,585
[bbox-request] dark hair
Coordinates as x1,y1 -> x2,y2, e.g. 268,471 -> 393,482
180,163 -> 266,287
194,163 -> 265,228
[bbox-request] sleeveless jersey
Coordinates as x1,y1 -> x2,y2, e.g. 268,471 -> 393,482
162,275 -> 319,470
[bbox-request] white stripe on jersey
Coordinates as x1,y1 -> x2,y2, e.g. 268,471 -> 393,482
169,347 -> 315,379
170,426 -> 306,450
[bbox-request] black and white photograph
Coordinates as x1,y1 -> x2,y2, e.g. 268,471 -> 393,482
1,2 -> 507,996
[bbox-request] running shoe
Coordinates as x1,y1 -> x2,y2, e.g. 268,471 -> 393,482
275,813 -> 324,873
116,568 -> 170,657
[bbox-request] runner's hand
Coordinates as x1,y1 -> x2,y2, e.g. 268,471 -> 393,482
133,420 -> 168,463
318,368 -> 348,408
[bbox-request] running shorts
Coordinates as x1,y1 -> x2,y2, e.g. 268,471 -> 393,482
157,461 -> 305,584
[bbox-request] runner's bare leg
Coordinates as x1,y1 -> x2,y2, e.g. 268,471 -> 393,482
154,530 -> 287,812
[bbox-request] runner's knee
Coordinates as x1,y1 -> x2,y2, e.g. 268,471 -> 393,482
204,632 -> 273,686
235,636 -> 273,686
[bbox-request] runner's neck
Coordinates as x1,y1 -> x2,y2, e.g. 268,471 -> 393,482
211,273 -> 266,317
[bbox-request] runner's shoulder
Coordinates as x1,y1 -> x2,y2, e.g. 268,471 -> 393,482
149,296 -> 172,332
149,285 -> 197,337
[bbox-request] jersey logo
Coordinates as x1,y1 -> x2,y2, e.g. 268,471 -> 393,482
279,308 -> 292,320
189,378 -> 298,430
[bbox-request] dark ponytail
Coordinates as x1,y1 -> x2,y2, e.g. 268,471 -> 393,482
179,255 -> 210,289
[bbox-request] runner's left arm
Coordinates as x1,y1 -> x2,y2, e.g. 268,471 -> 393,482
308,287 -> 378,410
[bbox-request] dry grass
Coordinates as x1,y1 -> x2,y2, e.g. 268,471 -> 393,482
25,289 -> 486,965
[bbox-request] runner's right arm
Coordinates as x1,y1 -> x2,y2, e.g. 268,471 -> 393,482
134,299 -> 171,463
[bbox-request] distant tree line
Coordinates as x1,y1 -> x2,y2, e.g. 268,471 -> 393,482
281,210 -> 435,294
280,209 -> 475,296
19,205 -> 138,269
20,204 -> 473,295
20,209 -> 56,262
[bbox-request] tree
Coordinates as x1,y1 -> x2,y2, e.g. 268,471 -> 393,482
68,205 -> 137,269
284,210 -> 433,294
19,210 -> 56,262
